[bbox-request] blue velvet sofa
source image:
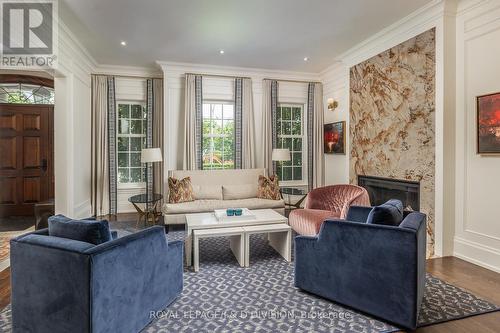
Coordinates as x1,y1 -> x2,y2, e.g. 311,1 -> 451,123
294,205 -> 426,330
10,225 -> 183,333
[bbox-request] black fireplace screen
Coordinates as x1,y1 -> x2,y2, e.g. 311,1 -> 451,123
357,175 -> 420,211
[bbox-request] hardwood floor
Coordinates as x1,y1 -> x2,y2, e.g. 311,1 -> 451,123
419,257 -> 500,333
0,256 -> 498,331
0,268 -> 10,310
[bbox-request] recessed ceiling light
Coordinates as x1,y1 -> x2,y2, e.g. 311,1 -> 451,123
120,41 -> 127,46
219,50 -> 225,54
303,57 -> 309,62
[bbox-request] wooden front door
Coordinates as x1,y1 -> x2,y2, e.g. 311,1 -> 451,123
0,104 -> 54,217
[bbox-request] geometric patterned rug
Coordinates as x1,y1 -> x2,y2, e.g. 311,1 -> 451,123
0,230 -> 497,333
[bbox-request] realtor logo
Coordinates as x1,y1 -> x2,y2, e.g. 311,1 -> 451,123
1,0 -> 58,68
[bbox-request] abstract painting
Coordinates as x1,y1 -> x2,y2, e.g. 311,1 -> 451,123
477,92 -> 500,154
324,121 -> 345,154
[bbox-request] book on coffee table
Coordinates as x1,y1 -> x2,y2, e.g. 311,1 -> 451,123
214,208 -> 256,221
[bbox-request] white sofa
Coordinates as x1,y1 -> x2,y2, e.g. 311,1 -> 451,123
162,168 -> 285,225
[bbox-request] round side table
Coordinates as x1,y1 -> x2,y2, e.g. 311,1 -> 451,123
128,193 -> 163,228
280,187 -> 308,210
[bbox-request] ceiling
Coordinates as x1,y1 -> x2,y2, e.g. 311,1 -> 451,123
61,0 -> 433,72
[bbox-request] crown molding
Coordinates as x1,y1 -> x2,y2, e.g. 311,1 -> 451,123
93,64 -> 162,78
156,61 -> 320,81
322,0 -> 448,69
58,19 -> 98,72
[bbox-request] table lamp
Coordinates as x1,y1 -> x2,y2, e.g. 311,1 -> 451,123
272,148 -> 291,162
141,148 -> 163,203
272,148 -> 290,175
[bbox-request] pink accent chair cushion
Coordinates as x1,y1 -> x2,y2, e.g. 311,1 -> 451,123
289,185 -> 370,236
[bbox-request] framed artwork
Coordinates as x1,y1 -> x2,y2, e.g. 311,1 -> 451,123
324,121 -> 345,154
477,92 -> 500,155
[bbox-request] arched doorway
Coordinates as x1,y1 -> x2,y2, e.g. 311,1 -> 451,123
0,74 -> 55,222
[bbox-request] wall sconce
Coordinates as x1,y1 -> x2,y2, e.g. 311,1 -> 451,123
327,98 -> 338,111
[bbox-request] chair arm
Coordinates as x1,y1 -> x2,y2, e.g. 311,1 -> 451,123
83,226 -> 166,255
345,206 -> 373,223
10,234 -> 92,332
84,226 -> 183,332
296,219 -> 425,329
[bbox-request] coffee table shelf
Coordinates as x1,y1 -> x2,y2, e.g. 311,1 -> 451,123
185,209 -> 288,270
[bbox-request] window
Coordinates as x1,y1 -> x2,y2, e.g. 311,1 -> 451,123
275,104 -> 306,184
202,101 -> 235,170
0,83 -> 54,104
117,102 -> 147,185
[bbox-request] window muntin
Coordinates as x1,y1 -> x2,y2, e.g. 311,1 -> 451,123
202,101 -> 235,170
117,102 -> 147,185
0,83 -> 54,104
276,104 -> 306,184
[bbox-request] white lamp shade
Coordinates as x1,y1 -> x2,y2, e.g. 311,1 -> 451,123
141,148 -> 163,163
272,148 -> 291,161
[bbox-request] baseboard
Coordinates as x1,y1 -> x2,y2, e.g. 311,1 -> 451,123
74,199 -> 91,219
454,237 -> 500,274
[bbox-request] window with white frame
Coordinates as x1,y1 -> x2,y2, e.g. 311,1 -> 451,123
275,103 -> 307,184
202,101 -> 235,170
117,102 -> 147,185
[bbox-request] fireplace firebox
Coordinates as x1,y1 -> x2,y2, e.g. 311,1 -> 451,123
357,175 -> 420,211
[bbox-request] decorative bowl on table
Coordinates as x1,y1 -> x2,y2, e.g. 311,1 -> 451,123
214,208 -> 256,221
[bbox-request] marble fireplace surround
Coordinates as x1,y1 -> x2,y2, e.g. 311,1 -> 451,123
349,29 -> 436,256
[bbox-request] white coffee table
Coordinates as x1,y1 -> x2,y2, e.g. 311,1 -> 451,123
185,209 -> 288,269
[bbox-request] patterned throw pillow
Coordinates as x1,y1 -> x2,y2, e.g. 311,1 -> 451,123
168,177 -> 195,203
257,175 -> 281,200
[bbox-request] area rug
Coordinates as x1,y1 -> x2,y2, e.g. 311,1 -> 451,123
0,231 -> 497,333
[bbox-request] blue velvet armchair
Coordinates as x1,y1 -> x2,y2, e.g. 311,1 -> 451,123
294,206 -> 426,330
10,225 -> 183,333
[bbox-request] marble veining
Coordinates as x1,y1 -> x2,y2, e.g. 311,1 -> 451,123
349,29 -> 436,257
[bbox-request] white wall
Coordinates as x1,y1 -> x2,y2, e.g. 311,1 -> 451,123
53,21 -> 96,218
158,62 -> 319,179
320,63 -> 350,185
453,0 -> 500,273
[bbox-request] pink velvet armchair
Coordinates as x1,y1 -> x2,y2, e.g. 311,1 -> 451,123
289,185 -> 370,236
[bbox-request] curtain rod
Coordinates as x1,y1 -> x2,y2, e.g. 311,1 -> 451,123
263,78 -> 321,84
185,72 -> 251,80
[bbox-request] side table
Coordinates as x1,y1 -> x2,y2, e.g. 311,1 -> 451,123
280,187 -> 308,210
128,193 -> 163,228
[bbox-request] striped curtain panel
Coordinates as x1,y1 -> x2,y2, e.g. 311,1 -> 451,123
306,82 -> 325,191
234,77 -> 256,169
152,79 -> 164,200
183,74 -> 203,170
91,75 -> 117,216
262,79 -> 279,175
241,78 -> 256,168
270,80 -> 279,175
145,78 -> 164,208
234,78 -> 243,169
145,79 -> 154,207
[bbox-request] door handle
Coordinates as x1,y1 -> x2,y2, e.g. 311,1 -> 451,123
41,159 -> 48,172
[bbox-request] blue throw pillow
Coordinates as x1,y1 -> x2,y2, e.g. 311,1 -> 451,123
366,199 -> 404,226
48,214 -> 112,245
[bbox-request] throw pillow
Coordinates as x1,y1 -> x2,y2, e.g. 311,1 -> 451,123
48,214 -> 112,245
168,176 -> 195,203
257,175 -> 281,200
366,199 -> 404,226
